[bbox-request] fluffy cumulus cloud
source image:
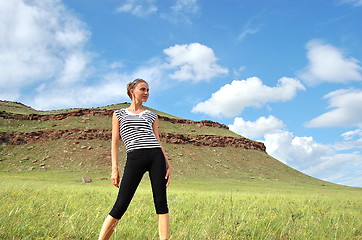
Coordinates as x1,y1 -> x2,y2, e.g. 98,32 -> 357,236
32,75 -> 123,110
0,1 -> 221,110
192,77 -> 305,117
306,88 -> 362,128
228,114 -> 362,187
0,0 -> 90,100
263,129 -> 362,187
265,132 -> 332,168
303,152 -> 362,186
116,0 -> 158,17
0,0 -> 168,110
229,115 -> 285,139
164,43 -> 228,82
298,40 -> 362,85
30,61 -> 167,110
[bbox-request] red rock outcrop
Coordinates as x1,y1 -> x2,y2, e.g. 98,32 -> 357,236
0,110 -> 228,129
157,116 -> 228,129
0,129 -> 266,152
0,129 -> 110,145
1,107 -> 266,151
159,133 -> 266,151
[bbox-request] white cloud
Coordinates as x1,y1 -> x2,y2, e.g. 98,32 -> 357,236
229,115 -> 285,139
232,66 -> 246,79
335,128 -> 362,150
171,0 -> 200,14
226,114 -> 362,187
0,1 -> 214,110
338,174 -> 362,187
341,129 -> 362,140
0,0 -> 90,89
118,0 -> 200,24
109,61 -> 124,70
264,131 -> 331,167
192,77 -> 305,117
238,27 -> 260,42
0,2 -> 219,109
31,72 -> 128,110
57,52 -> 90,85
237,11 -> 264,41
161,0 -> 200,24
130,61 -> 167,90
164,43 -> 228,82
298,40 -> 362,85
306,88 -> 362,128
0,89 -> 20,102
304,153 -> 362,186
335,140 -> 362,151
263,129 -> 362,187
340,0 -> 362,7
30,60 -> 167,110
0,0 -> 90,97
0,0 -> 169,110
227,115 -> 362,187
117,0 -> 157,17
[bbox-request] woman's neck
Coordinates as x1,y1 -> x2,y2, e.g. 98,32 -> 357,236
128,101 -> 144,112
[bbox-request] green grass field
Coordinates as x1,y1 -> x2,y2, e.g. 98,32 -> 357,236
1,101 -> 362,239
1,171 -> 361,240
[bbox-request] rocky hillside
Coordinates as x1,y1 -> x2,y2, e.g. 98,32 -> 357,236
0,102 -> 265,151
0,100 -> 331,186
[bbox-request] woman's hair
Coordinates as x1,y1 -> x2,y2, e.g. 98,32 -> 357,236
127,78 -> 148,99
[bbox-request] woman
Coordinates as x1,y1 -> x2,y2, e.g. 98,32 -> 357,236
98,79 -> 171,240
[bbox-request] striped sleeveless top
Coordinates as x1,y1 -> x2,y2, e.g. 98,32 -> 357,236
114,108 -> 161,153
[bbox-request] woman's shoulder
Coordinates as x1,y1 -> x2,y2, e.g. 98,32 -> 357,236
113,108 -> 127,118
114,108 -> 127,113
144,109 -> 158,121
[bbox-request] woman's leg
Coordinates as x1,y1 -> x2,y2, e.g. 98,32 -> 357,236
149,149 -> 169,239
100,150 -> 146,238
109,151 -> 146,219
158,213 -> 169,240
98,215 -> 118,240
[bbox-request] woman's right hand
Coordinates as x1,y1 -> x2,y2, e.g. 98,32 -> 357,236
111,170 -> 120,188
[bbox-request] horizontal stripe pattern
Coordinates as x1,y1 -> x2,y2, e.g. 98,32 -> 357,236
115,108 -> 161,153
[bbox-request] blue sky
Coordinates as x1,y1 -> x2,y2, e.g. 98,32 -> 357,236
1,0 -> 361,187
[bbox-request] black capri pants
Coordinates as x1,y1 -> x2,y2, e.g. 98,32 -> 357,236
109,148 -> 169,220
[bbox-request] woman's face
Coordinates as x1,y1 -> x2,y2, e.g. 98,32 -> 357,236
131,82 -> 149,102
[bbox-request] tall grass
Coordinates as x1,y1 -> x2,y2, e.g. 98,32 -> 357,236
1,174 -> 361,240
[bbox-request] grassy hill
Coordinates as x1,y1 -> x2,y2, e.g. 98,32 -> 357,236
1,101 -> 362,240
1,100 -> 335,186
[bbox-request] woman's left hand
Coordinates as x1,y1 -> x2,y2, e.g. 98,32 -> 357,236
165,166 -> 171,188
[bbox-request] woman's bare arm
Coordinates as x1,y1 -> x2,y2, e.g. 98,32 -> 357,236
111,112 -> 120,188
152,116 -> 171,187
